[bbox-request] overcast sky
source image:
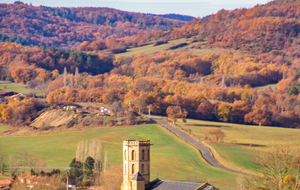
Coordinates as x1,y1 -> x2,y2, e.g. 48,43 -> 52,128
2,0 -> 271,17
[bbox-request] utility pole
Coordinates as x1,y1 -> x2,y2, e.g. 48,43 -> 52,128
65,167 -> 70,190
147,106 -> 151,119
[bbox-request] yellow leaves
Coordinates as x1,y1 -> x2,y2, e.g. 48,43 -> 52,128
0,104 -> 7,120
204,128 -> 225,142
217,103 -> 233,122
52,69 -> 59,79
2,106 -> 12,121
124,89 -> 140,107
37,69 -> 47,82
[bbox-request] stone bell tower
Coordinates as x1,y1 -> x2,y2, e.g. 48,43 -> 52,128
121,140 -> 151,190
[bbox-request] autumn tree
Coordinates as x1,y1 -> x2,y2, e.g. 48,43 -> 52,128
232,100 -> 251,123
244,109 -> 273,126
11,68 -> 35,83
204,128 -> 225,142
217,103 -> 233,122
37,69 -> 47,82
166,106 -> 188,124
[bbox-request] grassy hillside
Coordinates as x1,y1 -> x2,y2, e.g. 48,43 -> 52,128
177,118 -> 300,148
0,83 -> 31,94
174,118 -> 300,173
118,38 -> 236,56
254,83 -> 277,91
0,124 -> 239,189
0,124 -> 13,133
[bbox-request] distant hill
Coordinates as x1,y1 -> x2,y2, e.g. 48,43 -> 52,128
0,3 -> 185,49
170,0 -> 300,56
150,13 -> 195,21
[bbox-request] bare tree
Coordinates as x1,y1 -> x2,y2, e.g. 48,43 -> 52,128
132,97 -> 147,114
70,74 -> 73,89
0,150 -> 5,175
110,101 -> 125,124
9,154 -> 20,176
16,151 -> 37,172
241,144 -> 300,190
75,67 -> 79,88
35,159 -> 47,174
63,67 -> 67,88
99,165 -> 122,190
76,139 -> 104,186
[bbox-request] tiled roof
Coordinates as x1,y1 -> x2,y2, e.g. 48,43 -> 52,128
146,179 -> 218,190
0,180 -> 10,187
0,91 -> 13,96
132,172 -> 145,181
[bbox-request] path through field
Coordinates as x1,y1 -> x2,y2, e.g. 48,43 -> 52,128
151,117 -> 252,176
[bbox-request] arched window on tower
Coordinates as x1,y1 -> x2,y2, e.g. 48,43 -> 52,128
142,149 -> 145,160
132,164 -> 135,174
141,164 -> 144,173
125,164 -> 127,174
132,150 -> 135,160
147,149 -> 150,160
124,150 -> 126,160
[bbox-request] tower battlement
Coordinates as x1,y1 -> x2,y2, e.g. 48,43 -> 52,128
122,140 -> 151,190
123,140 -> 151,146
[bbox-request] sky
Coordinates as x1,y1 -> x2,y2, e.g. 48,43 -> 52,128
2,0 -> 271,17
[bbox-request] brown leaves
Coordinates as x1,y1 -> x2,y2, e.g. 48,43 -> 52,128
204,128 -> 225,142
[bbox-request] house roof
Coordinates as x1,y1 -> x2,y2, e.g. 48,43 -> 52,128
146,179 -> 218,190
0,91 -> 14,96
132,172 -> 145,181
0,180 -> 10,187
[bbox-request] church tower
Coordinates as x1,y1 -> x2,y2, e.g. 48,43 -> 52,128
121,140 -> 151,190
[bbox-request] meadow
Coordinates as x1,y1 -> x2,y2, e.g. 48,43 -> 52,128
0,83 -> 31,94
175,118 -> 300,173
254,83 -> 277,91
0,124 -> 12,133
0,124 -> 239,190
118,38 -> 233,56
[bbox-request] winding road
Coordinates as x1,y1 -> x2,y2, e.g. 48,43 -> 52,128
151,117 -> 252,176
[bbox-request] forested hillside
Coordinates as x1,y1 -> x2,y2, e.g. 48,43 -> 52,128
1,0 -> 300,128
169,0 -> 300,56
0,2 -> 184,49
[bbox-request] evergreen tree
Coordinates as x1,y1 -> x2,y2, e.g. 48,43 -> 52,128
84,156 -> 95,181
69,158 -> 83,184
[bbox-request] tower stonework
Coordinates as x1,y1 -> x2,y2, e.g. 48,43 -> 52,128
121,140 -> 150,190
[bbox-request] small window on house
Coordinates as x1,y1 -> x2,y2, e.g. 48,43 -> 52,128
142,149 -> 145,160
132,164 -> 135,174
132,150 -> 135,160
141,164 -> 144,173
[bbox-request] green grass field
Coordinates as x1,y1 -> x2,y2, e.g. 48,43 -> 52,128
118,38 -> 189,56
0,124 -> 239,189
210,143 -> 260,173
0,83 -> 31,94
177,119 -> 300,148
117,38 -> 238,56
254,83 -> 277,90
175,118 -> 300,174
0,124 -> 13,132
